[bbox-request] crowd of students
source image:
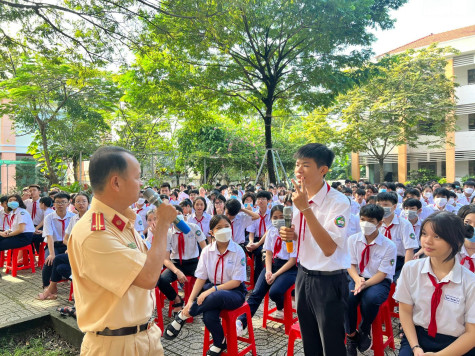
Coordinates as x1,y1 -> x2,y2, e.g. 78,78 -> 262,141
2,174 -> 475,355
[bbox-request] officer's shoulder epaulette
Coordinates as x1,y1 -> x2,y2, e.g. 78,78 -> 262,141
91,212 -> 106,231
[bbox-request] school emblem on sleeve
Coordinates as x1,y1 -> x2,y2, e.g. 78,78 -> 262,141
112,215 -> 125,232
409,232 -> 416,240
20,211 -> 25,216
138,220 -> 143,225
91,213 -> 106,231
334,216 -> 346,228
196,230 -> 201,236
240,257 -> 245,266
390,259 -> 395,266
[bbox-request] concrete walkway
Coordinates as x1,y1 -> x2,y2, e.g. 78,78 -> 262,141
0,268 -> 400,355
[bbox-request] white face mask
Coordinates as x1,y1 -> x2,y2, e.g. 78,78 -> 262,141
448,197 -> 455,205
137,198 -> 146,205
465,188 -> 474,195
272,219 -> 285,229
424,192 -> 432,198
359,221 -> 377,236
434,197 -> 447,207
383,207 -> 393,218
403,209 -> 418,220
214,227 -> 232,242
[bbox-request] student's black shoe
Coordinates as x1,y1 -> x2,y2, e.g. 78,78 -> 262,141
206,342 -> 227,356
346,333 -> 358,356
164,312 -> 186,340
357,329 -> 373,353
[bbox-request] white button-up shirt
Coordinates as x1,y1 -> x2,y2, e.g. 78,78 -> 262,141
230,212 -> 253,244
246,209 -> 271,238
348,232 -> 397,281
24,198 -> 44,226
292,182 -> 351,271
263,226 -> 297,260
379,215 -> 419,257
43,211 -> 75,242
10,208 -> 35,233
394,257 -> 475,337
194,240 -> 246,284
188,212 -> 212,238
167,223 -> 205,260
458,245 -> 475,272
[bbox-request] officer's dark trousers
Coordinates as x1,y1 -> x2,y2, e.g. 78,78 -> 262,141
157,258 -> 198,301
42,243 -> 67,287
345,278 -> 391,334
238,258 -> 297,329
0,232 -> 33,251
50,253 -> 71,283
399,326 -> 475,356
295,266 -> 348,356
189,282 -> 246,348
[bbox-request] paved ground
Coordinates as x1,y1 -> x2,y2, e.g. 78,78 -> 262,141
0,267 -> 401,355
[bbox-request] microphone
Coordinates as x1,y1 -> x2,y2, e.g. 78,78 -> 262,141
283,206 -> 293,253
143,188 -> 191,234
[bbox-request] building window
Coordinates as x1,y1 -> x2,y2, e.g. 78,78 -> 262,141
470,114 -> 475,131
469,69 -> 475,85
419,162 -> 437,173
441,161 -> 446,177
470,161 -> 475,176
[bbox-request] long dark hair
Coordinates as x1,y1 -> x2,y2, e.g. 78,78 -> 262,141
7,194 -> 26,212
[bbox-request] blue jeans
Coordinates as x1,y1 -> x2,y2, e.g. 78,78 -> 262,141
345,278 -> 391,334
238,258 -> 297,329
189,282 -> 246,348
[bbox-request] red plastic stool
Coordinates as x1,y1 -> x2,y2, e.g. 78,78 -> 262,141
167,276 -> 196,323
287,322 -> 301,356
203,302 -> 257,356
388,283 -> 399,318
356,299 -> 395,356
37,242 -> 47,269
0,250 -> 6,268
244,256 -> 255,291
154,287 -> 164,333
262,284 -> 298,334
5,245 -> 36,277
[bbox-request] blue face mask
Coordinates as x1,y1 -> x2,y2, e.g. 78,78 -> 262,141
467,231 -> 475,243
231,195 -> 238,200
379,189 -> 387,193
7,201 -> 19,210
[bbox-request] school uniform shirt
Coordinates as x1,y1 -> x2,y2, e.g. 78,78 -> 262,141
133,205 -> 150,231
194,240 -> 247,285
134,214 -> 145,235
394,257 -> 475,338
458,245 -> 475,273
457,195 -> 472,206
189,212 -> 212,237
65,214 -> 80,236
292,182 -> 351,271
428,203 -> 456,213
246,209 -> 271,239
42,208 -> 54,221
42,211 -> 76,242
9,208 -> 35,233
350,200 -> 360,216
379,215 -> 419,257
0,209 -> 9,230
263,226 -> 297,260
348,232 -> 397,281
24,198 -> 44,226
167,223 -> 205,261
230,212 -> 253,244
347,213 -> 361,238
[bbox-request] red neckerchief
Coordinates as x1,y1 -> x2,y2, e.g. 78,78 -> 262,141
214,249 -> 230,285
59,218 -> 67,238
195,215 -> 205,231
258,213 -> 267,237
177,232 -> 185,265
3,214 -> 9,229
32,201 -> 37,220
273,236 -> 282,262
427,273 -> 450,337
359,243 -> 373,273
9,213 -> 15,229
296,182 -> 331,261
383,224 -> 394,240
461,256 -> 475,273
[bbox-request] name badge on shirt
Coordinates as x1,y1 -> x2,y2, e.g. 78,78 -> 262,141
444,294 -> 460,304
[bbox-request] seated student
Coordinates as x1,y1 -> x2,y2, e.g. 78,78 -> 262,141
458,180 -> 475,206
0,194 -> 35,278
396,183 -> 406,200
283,193 -> 293,207
34,197 -> 54,234
241,192 -> 256,211
189,189 -> 199,202
25,184 -> 44,253
133,191 -> 150,230
458,205 -> 475,273
246,191 -> 272,281
365,186 -> 378,202
38,192 -> 89,300
0,196 -> 9,231
158,205 -> 207,315
179,199 -> 193,221
422,185 -> 434,206
213,194 -> 226,216
403,188 -> 433,221
377,192 -> 419,282
189,197 -> 212,242
352,189 -> 366,215
224,198 -> 259,247
346,204 -> 397,355
160,194 -> 170,204
402,198 -> 424,237
366,195 -> 377,205
395,212 -> 475,356
347,212 -> 362,238
448,190 -> 463,214
164,215 -> 247,356
169,191 -> 179,206
430,188 -> 456,213
236,205 -> 297,335
41,193 -> 75,289
160,182 -> 171,197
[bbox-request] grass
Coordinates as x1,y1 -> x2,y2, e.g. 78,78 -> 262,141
0,327 -> 78,356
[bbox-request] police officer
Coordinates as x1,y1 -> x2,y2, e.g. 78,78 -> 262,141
68,146 -> 177,356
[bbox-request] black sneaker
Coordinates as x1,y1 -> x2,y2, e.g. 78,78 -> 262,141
346,333 -> 358,356
357,329 -> 373,353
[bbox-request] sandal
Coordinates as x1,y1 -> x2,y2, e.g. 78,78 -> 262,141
36,292 -> 57,300
207,342 -> 227,356
57,306 -> 76,319
171,296 -> 184,317
164,312 -> 187,340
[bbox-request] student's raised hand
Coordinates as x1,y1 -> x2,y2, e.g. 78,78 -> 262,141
291,178 -> 309,212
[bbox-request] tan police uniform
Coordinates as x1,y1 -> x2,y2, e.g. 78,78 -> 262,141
68,197 -> 163,356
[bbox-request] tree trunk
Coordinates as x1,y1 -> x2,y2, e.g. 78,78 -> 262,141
72,155 -> 79,182
37,120 -> 59,185
264,110 -> 276,185
378,159 -> 385,183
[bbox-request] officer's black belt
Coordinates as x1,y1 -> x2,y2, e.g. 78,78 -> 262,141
300,266 -> 346,276
96,321 -> 152,336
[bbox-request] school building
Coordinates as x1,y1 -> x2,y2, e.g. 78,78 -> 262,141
351,25 -> 475,183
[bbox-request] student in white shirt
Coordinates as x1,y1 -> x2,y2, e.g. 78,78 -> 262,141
377,192 -> 419,282
158,205 -> 206,316
430,188 -> 456,213
457,181 -> 475,206
280,143 -> 350,356
224,198 -> 259,246
241,192 -> 256,211
0,196 -> 9,231
422,186 -> 434,206
133,194 -> 150,230
212,194 -> 226,216
448,190 -> 463,214
395,211 -> 475,356
401,198 -> 424,238
25,184 -> 44,252
164,215 -> 247,356
345,204 -> 397,355
458,206 -> 475,273
189,197 -> 212,242
35,197 -> 54,234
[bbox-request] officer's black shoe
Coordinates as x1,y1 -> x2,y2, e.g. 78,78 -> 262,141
346,332 -> 358,356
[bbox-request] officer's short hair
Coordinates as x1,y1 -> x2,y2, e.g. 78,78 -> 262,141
89,146 -> 133,193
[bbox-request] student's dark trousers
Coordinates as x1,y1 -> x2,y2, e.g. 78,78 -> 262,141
157,258 -> 198,301
42,243 -> 67,287
244,236 -> 264,283
0,232 -> 33,251
345,278 -> 391,334
50,253 -> 71,283
393,255 -> 405,283
238,258 -> 297,329
296,266 -> 348,356
399,325 -> 475,355
189,282 -> 246,348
